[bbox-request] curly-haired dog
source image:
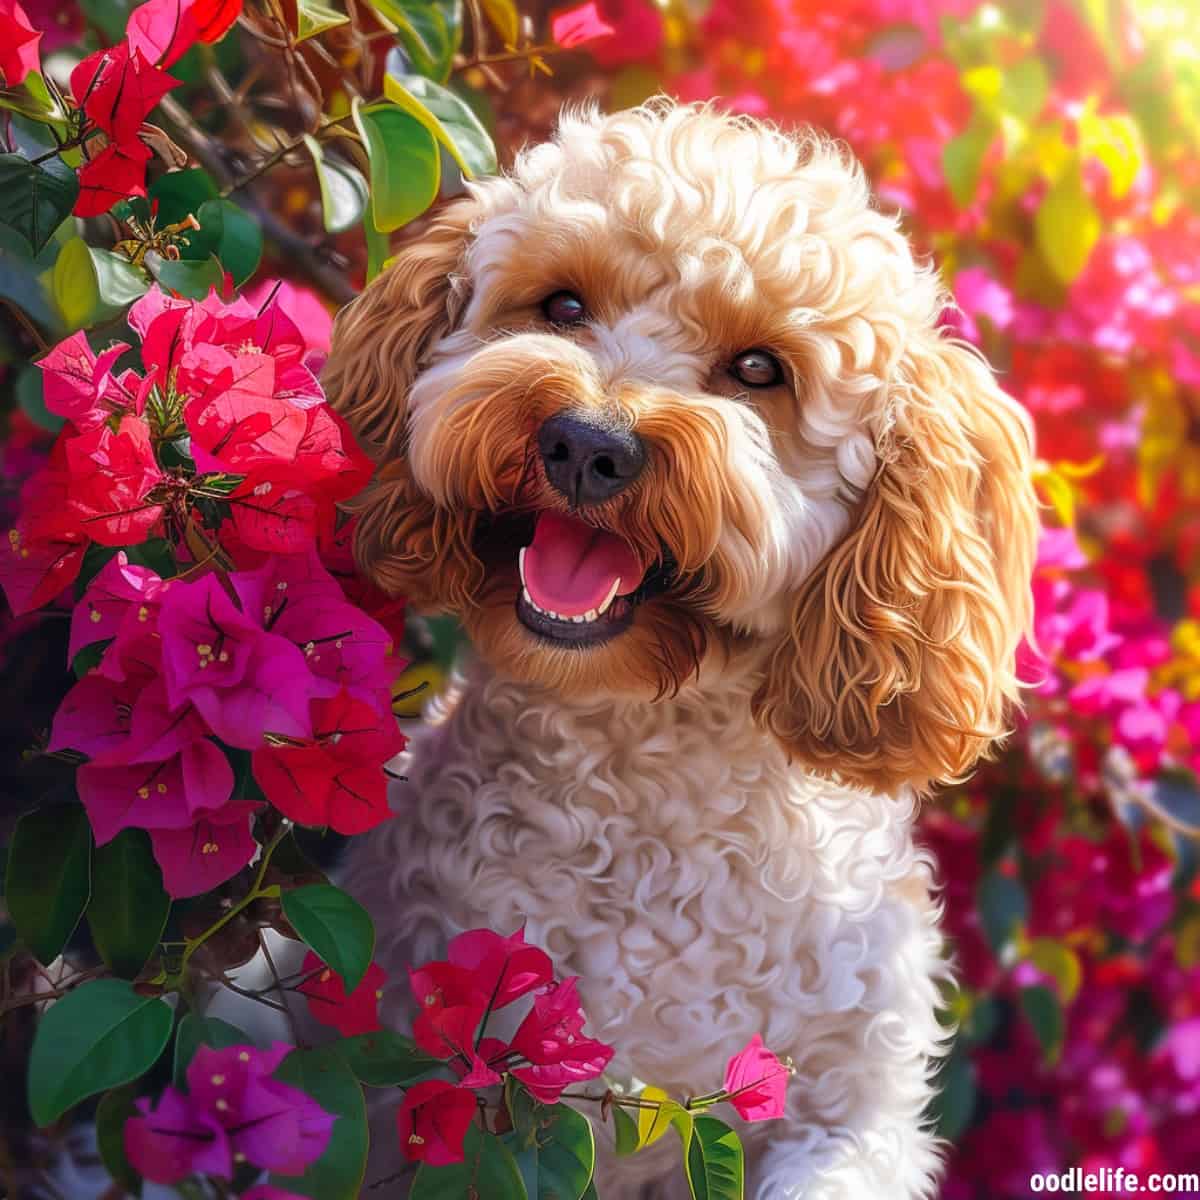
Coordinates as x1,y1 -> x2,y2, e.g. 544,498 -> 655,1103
326,100 -> 1038,1199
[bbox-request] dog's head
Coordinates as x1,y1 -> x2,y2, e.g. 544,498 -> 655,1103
324,100 -> 1039,793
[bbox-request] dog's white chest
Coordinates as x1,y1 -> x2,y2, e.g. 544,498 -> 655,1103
345,667 -> 934,1102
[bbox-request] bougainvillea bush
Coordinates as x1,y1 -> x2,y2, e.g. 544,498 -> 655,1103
1,0 -> 1199,1196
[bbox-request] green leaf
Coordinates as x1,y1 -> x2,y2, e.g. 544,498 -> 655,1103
335,1030 -> 443,1087
148,168 -> 218,226
80,0 -> 137,41
269,1045 -> 368,1200
364,211 -> 390,282
304,135 -> 369,234
353,99 -> 441,232
942,118 -> 992,209
1035,161 -> 1101,284
685,1115 -> 744,1200
370,0 -> 462,82
297,0 -> 350,38
976,868 -> 1027,955
931,1046 -> 976,1142
0,152 -> 78,255
72,638 -> 113,678
145,251 -> 224,299
6,803 -> 92,964
16,365 -> 63,433
88,829 -> 170,979
95,1085 -> 143,1195
412,1122 -> 528,1199
190,198 -> 262,285
27,979 -> 173,1126
383,73 -> 497,177
0,221 -> 63,333
53,239 -> 149,331
506,1081 -> 595,1199
1026,937 -> 1083,1003
999,58 -> 1049,125
1020,984 -> 1065,1064
281,883 -> 375,991
612,1103 -> 640,1156
636,1086 -> 689,1151
173,1013 -> 250,1088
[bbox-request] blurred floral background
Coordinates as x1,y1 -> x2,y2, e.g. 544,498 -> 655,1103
2,0 -> 1200,1196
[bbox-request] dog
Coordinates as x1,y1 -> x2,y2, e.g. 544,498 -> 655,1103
325,99 -> 1039,1199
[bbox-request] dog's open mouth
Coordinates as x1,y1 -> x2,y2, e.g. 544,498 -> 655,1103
515,511 -> 647,646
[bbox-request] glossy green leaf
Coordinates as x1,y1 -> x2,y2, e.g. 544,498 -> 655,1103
148,167 -> 218,226
364,209 -> 391,281
281,883 -> 375,991
28,979 -> 173,1126
297,0 -> 350,39
370,0 -> 462,82
931,1046 -> 977,1142
188,198 -> 262,285
685,1115 -> 744,1200
16,365 -> 63,433
506,1080 -> 595,1199
481,0 -> 518,44
612,1103 -> 640,1156
942,120 -> 993,209
1035,161 -> 1101,284
384,72 -> 497,177
636,1086 -> 690,1151
0,152 -> 78,255
412,1122 -> 528,1199
53,238 -> 148,330
269,1045 -> 368,1200
977,868 -> 1027,955
353,99 -> 441,232
6,803 -> 92,964
304,135 -> 369,233
334,1030 -> 444,1086
88,829 -> 170,979
145,251 -> 224,299
173,1013 -> 251,1088
1021,984 -> 1065,1064
95,1085 -> 143,1196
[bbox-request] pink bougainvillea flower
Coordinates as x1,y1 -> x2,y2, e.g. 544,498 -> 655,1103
127,1042 -> 333,1183
396,1080 -> 477,1166
509,976 -> 614,1102
126,0 -> 243,69
77,736 -> 234,844
446,927 -> 554,1011
550,1 -> 615,48
48,667 -> 157,762
252,690 -> 404,834
319,518 -> 409,647
149,800 -> 260,897
585,0 -> 663,68
68,555 -> 171,670
297,950 -> 388,1036
1,448 -> 86,614
36,333 -> 132,430
244,278 -> 334,357
64,415 -> 165,545
241,1188 -> 311,1200
20,0 -> 81,50
156,571 -> 317,748
71,43 -> 178,143
722,1034 -> 791,1122
0,0 -> 41,87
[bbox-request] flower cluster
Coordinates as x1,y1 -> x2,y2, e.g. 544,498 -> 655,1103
125,1042 -> 334,1187
2,283 -> 404,895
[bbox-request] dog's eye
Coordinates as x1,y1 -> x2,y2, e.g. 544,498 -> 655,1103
542,291 -> 587,326
730,349 -> 783,389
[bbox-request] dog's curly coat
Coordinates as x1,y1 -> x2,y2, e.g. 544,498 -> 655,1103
326,99 -> 1039,1198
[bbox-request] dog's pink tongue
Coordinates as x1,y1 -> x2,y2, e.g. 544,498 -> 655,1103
522,511 -> 642,617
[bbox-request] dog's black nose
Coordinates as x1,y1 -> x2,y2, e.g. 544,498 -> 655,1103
537,412 -> 646,506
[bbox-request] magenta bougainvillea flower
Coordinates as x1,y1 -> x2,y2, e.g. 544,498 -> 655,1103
396,1080 -> 477,1166
722,1034 -> 791,1122
125,1043 -> 333,1183
297,951 -> 388,1037
37,334 -> 133,431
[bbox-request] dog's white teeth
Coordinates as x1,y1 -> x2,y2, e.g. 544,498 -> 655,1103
583,608 -> 598,622
597,577 -> 621,616
518,546 -> 528,588
572,614 -> 586,623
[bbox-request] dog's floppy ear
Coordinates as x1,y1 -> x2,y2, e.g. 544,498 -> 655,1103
753,333 -> 1039,794
323,197 -> 477,462
323,198 -> 480,604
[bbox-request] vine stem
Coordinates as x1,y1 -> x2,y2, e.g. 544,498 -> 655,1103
177,823 -> 290,977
